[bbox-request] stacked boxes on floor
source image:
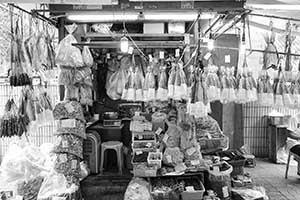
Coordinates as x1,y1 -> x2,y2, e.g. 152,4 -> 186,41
53,100 -> 86,186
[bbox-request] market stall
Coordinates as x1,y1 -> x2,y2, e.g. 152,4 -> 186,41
3,0 -> 300,199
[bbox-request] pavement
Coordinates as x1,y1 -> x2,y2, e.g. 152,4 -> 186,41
246,159 -> 300,200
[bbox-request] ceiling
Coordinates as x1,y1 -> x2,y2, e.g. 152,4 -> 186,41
247,0 -> 300,19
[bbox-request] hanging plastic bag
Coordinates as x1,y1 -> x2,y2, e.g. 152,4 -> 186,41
168,64 -> 176,98
107,67 -> 128,100
59,67 -> 75,85
257,70 -> 274,106
124,178 -> 152,200
74,67 -> 92,85
53,134 -> 83,158
263,20 -> 278,69
236,68 -> 248,104
80,85 -> 93,106
206,59 -> 221,102
135,66 -> 144,101
174,63 -> 188,100
156,65 -> 168,101
55,24 -> 84,67
82,44 -> 94,67
37,172 -> 69,200
143,66 -> 156,102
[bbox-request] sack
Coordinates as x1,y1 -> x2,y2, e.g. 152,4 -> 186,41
124,178 -> 151,200
55,24 -> 84,67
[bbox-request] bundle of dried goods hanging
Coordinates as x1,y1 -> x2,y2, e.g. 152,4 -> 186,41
263,20 -> 278,69
0,99 -> 29,137
10,20 -> 31,87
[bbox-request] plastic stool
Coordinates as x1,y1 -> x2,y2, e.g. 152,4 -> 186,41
100,141 -> 123,175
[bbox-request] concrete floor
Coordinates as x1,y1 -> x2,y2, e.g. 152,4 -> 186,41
246,159 -> 300,200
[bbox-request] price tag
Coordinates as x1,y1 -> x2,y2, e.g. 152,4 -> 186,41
159,51 -> 164,59
155,127 -> 163,135
191,160 -> 200,166
204,52 -> 211,60
185,186 -> 195,192
61,119 -> 76,128
128,47 -> 134,54
222,186 -> 229,197
138,134 -> 143,140
186,147 -> 196,156
166,155 -> 172,163
106,53 -> 111,59
60,154 -> 68,162
175,49 -> 180,57
65,103 -> 75,113
225,55 -> 231,63
62,140 -> 69,148
15,195 -> 23,200
136,151 -> 143,155
162,134 -> 169,144
184,34 -> 190,45
71,160 -> 77,169
32,77 -> 41,86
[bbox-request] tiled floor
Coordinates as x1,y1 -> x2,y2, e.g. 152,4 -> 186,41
246,159 -> 300,200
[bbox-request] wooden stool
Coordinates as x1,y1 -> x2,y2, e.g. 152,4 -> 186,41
100,141 -> 123,175
285,151 -> 300,179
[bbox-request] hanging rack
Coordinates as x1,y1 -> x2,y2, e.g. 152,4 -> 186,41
8,3 -> 57,26
249,13 -> 300,23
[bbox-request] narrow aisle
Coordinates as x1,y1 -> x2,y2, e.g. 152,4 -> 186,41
246,159 -> 300,200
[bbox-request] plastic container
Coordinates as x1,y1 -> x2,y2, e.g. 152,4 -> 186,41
147,152 -> 162,168
133,163 -> 157,177
181,181 -> 205,200
199,136 -> 229,154
83,131 -> 101,174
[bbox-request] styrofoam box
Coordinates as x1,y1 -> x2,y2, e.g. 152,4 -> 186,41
168,22 -> 185,34
144,23 -> 165,34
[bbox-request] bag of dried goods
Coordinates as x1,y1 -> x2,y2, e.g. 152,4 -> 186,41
263,20 -> 278,69
135,66 -> 144,101
55,24 -> 84,67
206,59 -> 221,102
173,63 -> 188,100
124,178 -> 152,200
53,101 -> 85,122
59,67 -> 75,85
82,45 -> 94,67
143,66 -> 156,101
74,67 -> 92,85
257,69 -> 274,106
163,121 -> 181,148
64,85 -> 79,101
17,176 -> 44,200
79,85 -> 93,106
107,66 -> 127,100
163,147 -> 184,167
156,65 -> 168,101
168,64 -> 176,98
54,153 -> 81,185
56,119 -> 86,139
236,68 -> 248,104
53,134 -> 83,158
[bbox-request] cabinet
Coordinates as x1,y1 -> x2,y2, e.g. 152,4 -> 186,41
268,124 -> 288,163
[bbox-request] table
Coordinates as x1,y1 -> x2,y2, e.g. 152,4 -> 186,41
268,124 -> 288,163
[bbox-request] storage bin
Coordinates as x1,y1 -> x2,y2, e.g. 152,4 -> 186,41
147,152 -> 162,168
181,181 -> 205,200
83,131 -> 101,174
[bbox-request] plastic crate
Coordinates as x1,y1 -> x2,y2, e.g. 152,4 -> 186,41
181,181 -> 205,200
133,163 -> 157,177
147,152 -> 162,168
151,191 -> 180,200
199,136 -> 229,154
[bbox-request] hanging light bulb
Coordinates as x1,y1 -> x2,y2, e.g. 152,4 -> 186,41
120,36 -> 129,53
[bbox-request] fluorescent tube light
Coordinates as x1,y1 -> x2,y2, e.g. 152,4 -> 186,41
67,12 -> 215,22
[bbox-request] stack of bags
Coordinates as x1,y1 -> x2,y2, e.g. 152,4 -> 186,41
52,101 -> 86,186
56,24 -> 94,106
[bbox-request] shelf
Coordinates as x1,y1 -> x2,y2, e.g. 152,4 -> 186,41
73,40 -> 194,49
85,32 -> 187,39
